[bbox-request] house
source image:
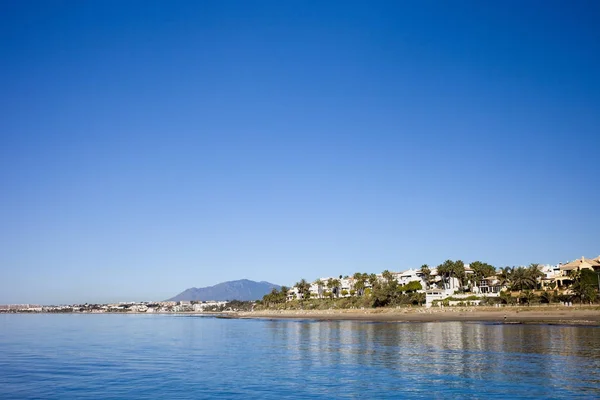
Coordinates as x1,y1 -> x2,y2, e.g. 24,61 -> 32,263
463,264 -> 476,287
307,277 -> 355,298
425,288 -> 448,307
539,264 -> 561,279
309,280 -> 325,298
537,264 -> 561,288
555,256 -> 600,288
308,277 -> 333,299
560,256 -> 600,272
286,287 -> 300,301
430,268 -> 461,291
473,276 -> 502,295
396,269 -> 426,288
340,278 -> 354,296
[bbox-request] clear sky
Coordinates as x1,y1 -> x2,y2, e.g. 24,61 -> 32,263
1,1 -> 599,304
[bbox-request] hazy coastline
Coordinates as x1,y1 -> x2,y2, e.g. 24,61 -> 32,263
5,307 -> 600,326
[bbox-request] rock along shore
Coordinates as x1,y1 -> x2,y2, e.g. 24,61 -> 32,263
235,306 -> 600,325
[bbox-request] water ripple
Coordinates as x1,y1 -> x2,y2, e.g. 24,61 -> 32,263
0,314 -> 599,399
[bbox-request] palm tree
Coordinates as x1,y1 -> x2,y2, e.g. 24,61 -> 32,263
539,290 -> 553,304
312,279 -> 324,299
497,267 -> 513,289
412,292 -> 426,306
368,273 -> 378,289
527,264 -> 544,289
327,278 -> 341,298
452,260 -> 466,288
420,264 -> 432,289
263,288 -> 283,307
570,271 -> 597,304
470,261 -> 496,284
510,267 -> 536,293
352,272 -> 367,296
295,279 -> 310,300
382,270 -> 393,282
520,290 -> 536,306
278,286 -> 289,303
280,286 -> 289,298
437,260 -> 458,290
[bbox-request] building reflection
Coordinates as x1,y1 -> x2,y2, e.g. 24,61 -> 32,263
264,319 -> 600,396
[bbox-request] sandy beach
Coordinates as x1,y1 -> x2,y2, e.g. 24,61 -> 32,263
236,306 -> 600,325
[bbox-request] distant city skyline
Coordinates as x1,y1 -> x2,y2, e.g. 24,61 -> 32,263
1,1 -> 599,304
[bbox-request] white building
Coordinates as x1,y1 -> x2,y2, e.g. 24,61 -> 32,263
286,287 -> 300,301
309,279 -> 328,299
395,269 -> 426,288
340,278 -> 353,296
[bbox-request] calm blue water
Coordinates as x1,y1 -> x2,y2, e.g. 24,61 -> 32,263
0,314 -> 599,399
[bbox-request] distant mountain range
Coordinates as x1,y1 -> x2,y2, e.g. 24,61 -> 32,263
167,279 -> 281,302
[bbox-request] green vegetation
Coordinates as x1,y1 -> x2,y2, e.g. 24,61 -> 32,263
570,270 -> 598,304
256,260 -> 600,310
257,272 -> 426,310
470,261 -> 496,282
497,265 -> 544,292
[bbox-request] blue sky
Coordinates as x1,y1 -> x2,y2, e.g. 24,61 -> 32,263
1,1 -> 599,304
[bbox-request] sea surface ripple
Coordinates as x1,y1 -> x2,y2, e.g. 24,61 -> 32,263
0,314 -> 599,399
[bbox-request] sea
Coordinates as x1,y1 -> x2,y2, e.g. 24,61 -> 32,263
0,314 -> 599,399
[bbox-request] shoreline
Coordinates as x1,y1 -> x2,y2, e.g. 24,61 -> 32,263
235,306 -> 600,325
4,307 -> 600,326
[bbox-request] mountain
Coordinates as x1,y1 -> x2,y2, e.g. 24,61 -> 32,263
167,279 -> 281,302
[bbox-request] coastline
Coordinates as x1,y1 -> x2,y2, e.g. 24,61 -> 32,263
235,306 -> 600,325
4,307 -> 600,326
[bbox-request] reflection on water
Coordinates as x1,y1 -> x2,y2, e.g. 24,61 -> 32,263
0,315 -> 599,399
269,320 -> 600,397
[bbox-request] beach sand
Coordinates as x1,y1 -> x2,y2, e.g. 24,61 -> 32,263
235,306 -> 600,325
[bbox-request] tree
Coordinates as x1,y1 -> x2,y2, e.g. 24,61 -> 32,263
353,272 -> 367,296
437,261 -> 452,288
519,290 -> 536,306
497,267 -> 512,288
262,288 -> 286,307
437,260 -> 465,290
368,273 -> 378,290
526,264 -> 544,289
420,264 -> 432,289
280,286 -> 289,299
539,290 -> 553,304
580,269 -> 599,288
510,267 -> 536,292
499,290 -> 516,305
295,279 -> 311,300
371,281 -> 393,307
453,260 -> 466,288
313,279 -> 324,298
327,278 -> 341,298
470,261 -> 496,285
411,292 -> 426,306
400,281 -> 422,293
371,270 -> 401,307
382,270 -> 395,283
571,270 -> 598,304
